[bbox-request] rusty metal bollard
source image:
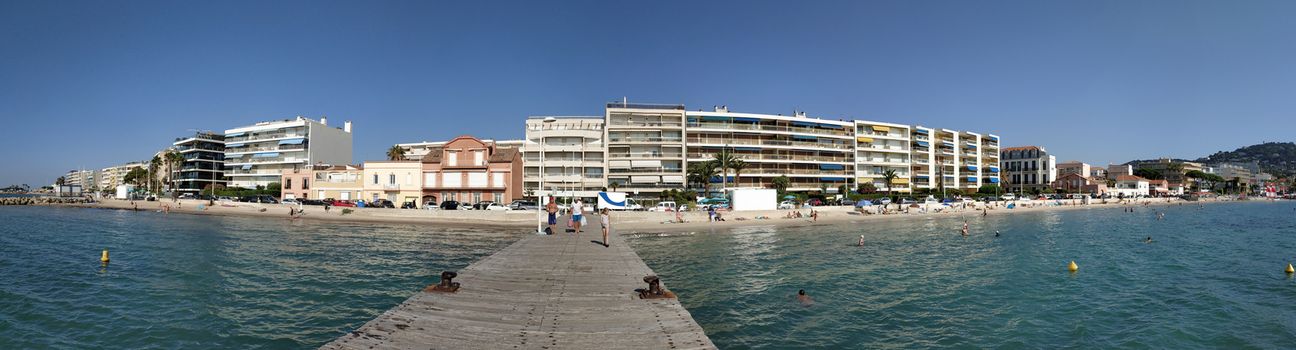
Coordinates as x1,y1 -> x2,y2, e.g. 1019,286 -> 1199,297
636,275 -> 676,299
425,271 -> 461,293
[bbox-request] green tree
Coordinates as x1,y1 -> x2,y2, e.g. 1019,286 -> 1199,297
124,167 -> 147,186
148,155 -> 162,194
881,169 -> 899,197
386,145 -> 406,161
978,184 -> 1000,194
265,182 -> 281,197
55,176 -> 66,186
728,159 -> 747,188
1134,168 -> 1163,180
770,175 -> 790,196
857,182 -> 877,194
712,150 -> 737,192
686,160 -> 719,196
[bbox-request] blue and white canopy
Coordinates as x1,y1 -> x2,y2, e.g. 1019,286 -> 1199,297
278,138 -> 305,145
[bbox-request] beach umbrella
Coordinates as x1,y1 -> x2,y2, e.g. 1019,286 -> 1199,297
855,200 -> 873,207
782,195 -> 796,200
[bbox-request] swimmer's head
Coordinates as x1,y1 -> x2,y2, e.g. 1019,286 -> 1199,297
798,289 -> 805,295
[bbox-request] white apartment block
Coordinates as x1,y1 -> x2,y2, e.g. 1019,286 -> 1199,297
854,120 -> 912,193
98,161 -> 148,189
61,169 -> 97,189
604,102 -> 688,195
685,107 -> 854,193
223,116 -> 353,189
522,116 -> 606,199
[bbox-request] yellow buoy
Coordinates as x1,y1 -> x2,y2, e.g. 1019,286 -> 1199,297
1286,263 -> 1294,274
101,249 -> 110,264
1067,261 -> 1078,272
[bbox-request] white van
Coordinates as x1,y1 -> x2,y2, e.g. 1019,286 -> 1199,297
649,201 -> 677,212
1002,193 -> 1017,201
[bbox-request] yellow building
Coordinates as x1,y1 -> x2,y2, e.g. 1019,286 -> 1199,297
361,161 -> 423,206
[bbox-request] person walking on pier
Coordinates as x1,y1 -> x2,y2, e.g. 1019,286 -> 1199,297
546,196 -> 558,235
599,208 -> 611,248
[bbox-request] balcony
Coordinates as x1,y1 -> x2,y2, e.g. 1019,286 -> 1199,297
382,184 -> 402,191
685,153 -> 850,163
606,136 -> 683,143
224,133 -> 306,143
606,121 -> 684,128
607,152 -> 683,159
225,144 -> 307,154
686,137 -> 852,151
686,122 -> 851,137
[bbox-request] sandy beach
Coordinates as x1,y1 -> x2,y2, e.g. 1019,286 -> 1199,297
54,196 -> 1259,235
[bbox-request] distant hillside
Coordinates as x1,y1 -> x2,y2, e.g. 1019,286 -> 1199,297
1196,142 -> 1296,178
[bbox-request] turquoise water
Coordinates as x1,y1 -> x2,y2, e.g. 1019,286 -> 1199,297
630,201 -> 1296,349
0,206 -> 517,349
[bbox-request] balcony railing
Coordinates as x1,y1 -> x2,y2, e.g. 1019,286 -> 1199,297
606,136 -> 683,143
687,122 -> 851,137
685,153 -> 850,163
607,121 -> 684,128
608,152 -> 683,159
226,144 -> 307,153
686,137 -> 852,150
224,133 -> 306,143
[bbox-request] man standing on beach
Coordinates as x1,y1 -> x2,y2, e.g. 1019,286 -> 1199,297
571,199 -> 584,235
546,196 -> 558,235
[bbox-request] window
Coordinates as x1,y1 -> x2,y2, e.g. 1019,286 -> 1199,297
493,193 -> 502,203
389,174 -> 396,185
301,177 -> 309,190
373,174 -> 379,184
285,178 -> 292,189
473,192 -> 482,203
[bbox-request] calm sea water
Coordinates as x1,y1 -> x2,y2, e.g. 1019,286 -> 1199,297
630,201 -> 1296,349
0,206 -> 518,349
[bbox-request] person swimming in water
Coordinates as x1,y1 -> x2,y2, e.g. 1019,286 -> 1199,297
961,222 -> 969,236
797,289 -> 814,306
1145,236 -> 1153,243
994,230 -> 1000,237
858,235 -> 865,246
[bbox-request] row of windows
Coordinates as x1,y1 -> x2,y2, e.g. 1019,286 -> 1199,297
1009,173 -> 1049,185
284,177 -> 309,190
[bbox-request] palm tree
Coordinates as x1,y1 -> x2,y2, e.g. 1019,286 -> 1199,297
149,155 -> 162,194
687,160 -> 720,196
728,159 -> 747,188
164,150 -> 184,193
608,181 -> 619,193
712,150 -> 737,192
386,145 -> 405,161
55,176 -> 66,186
881,169 -> 899,197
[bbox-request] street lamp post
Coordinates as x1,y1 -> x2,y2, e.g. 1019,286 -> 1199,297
536,117 -> 556,235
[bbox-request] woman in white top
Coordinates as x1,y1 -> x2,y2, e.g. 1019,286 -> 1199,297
571,199 -> 584,235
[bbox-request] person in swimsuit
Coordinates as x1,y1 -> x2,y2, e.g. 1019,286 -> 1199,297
600,208 -> 611,247
546,197 -> 558,235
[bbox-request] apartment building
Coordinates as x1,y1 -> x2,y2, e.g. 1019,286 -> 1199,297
1000,146 -> 1057,193
279,164 -> 363,201
683,107 -> 853,193
979,134 -> 1001,189
223,116 -> 352,189
605,102 -> 687,196
522,116 -> 606,199
61,169 -> 97,189
854,120 -> 911,193
1208,163 -> 1255,188
909,126 -> 936,190
420,135 -> 524,206
1131,159 -> 1203,189
171,132 -> 225,194
1057,161 -> 1091,178
99,161 -> 148,189
361,161 -> 423,205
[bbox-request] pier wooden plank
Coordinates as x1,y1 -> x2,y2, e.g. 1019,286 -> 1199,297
320,234 -> 715,350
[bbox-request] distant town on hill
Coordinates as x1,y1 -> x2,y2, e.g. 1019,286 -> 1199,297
1125,142 -> 1296,178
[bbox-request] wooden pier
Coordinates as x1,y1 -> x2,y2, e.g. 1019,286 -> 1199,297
321,233 -> 715,350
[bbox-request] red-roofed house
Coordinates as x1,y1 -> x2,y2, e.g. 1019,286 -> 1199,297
1113,175 -> 1150,198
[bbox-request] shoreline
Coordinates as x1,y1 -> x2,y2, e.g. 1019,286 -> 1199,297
42,196 -> 1268,235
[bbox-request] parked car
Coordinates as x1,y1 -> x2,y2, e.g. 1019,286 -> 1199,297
145,195 -> 157,202
777,200 -> 797,210
196,194 -> 215,201
257,195 -> 279,204
806,198 -> 823,206
179,193 -> 195,199
370,199 -> 396,208
879,197 -> 893,205
440,200 -> 461,210
649,201 -> 678,212
1002,193 -> 1017,201
327,199 -> 356,207
281,198 -> 300,205
400,201 -> 418,209
300,199 -> 326,206
472,201 -> 496,210
486,203 -> 511,211
624,198 -> 645,211
840,199 -> 856,206
899,197 -> 917,205
509,200 -> 539,211
218,196 -> 235,201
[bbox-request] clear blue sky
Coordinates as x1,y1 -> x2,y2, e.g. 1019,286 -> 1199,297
3,0 -> 1294,186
